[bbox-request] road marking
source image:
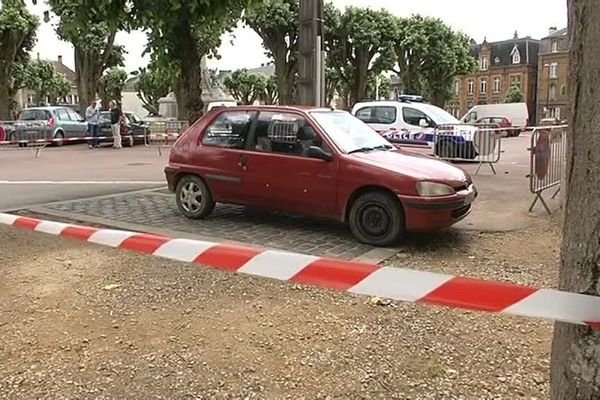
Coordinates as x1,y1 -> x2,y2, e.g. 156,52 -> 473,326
0,180 -> 165,185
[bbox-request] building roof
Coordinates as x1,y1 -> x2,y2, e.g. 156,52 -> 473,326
471,36 -> 541,67
50,60 -> 77,84
542,27 -> 568,40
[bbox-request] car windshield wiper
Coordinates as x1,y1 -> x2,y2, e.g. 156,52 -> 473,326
373,144 -> 393,151
348,147 -> 374,154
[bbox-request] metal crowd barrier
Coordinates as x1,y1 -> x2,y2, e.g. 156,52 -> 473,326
144,120 -> 189,155
383,124 -> 504,175
0,120 -> 50,158
528,125 -> 567,214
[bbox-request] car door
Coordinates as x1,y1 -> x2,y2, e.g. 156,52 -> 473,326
241,111 -> 338,217
400,106 -> 437,144
197,110 -> 257,203
54,108 -> 75,137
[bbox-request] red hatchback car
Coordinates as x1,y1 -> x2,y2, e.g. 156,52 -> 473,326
165,106 -> 477,246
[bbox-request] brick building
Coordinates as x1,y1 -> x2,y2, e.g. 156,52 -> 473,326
536,27 -> 568,122
447,33 -> 540,122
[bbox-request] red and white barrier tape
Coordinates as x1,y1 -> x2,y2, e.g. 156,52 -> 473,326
1,212 -> 598,327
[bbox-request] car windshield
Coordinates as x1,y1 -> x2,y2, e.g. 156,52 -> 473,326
19,109 -> 48,121
310,110 -> 392,153
419,104 -> 461,125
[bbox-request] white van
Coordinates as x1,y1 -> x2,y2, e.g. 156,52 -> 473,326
460,103 -> 529,128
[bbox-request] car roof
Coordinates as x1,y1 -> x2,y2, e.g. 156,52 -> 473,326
220,105 -> 333,113
352,101 -> 431,110
22,106 -> 69,111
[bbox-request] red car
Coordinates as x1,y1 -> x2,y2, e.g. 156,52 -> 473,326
165,106 -> 477,246
475,116 -> 521,137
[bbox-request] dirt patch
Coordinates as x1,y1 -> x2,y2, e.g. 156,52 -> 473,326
0,218 -> 560,399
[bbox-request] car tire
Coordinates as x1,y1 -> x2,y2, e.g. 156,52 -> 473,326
434,140 -> 456,159
53,131 -> 64,147
349,191 -> 404,246
175,175 -> 215,219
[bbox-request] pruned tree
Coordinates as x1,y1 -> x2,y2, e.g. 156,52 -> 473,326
98,67 -> 128,106
0,0 -> 38,119
244,0 -> 298,105
47,0 -> 129,112
326,7 -> 397,107
135,0 -> 245,123
391,15 -> 475,107
223,69 -> 267,105
21,59 -> 71,105
505,85 -> 524,103
261,75 -> 279,105
132,64 -> 173,116
550,0 -> 600,398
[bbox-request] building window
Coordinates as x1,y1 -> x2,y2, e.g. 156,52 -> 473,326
493,77 -> 501,93
510,75 -> 522,89
480,57 -> 489,71
551,41 -> 559,52
494,57 -> 500,65
480,78 -> 487,94
454,80 -> 460,95
468,80 -> 474,95
561,85 -> 567,96
550,84 -> 557,101
27,94 -> 34,104
553,108 -> 561,120
511,47 -> 521,64
550,62 -> 558,79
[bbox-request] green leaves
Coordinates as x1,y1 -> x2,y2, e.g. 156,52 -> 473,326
505,85 -> 524,103
133,63 -> 173,115
98,67 -> 128,102
223,69 -> 269,105
20,60 -> 71,105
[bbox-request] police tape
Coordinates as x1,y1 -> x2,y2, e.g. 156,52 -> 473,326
0,133 -> 179,145
1,212 -> 598,328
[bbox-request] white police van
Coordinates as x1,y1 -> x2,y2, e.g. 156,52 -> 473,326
351,96 -> 478,159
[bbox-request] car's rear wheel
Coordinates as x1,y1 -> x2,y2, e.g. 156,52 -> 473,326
123,133 -> 134,147
53,131 -> 64,147
175,175 -> 215,219
349,191 -> 404,246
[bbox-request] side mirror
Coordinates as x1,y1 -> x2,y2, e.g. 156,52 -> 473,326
419,119 -> 429,128
306,146 -> 332,162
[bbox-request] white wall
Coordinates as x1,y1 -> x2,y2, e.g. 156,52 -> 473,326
121,91 -> 147,117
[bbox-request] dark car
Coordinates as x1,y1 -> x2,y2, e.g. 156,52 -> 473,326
98,111 -> 147,147
164,106 -> 477,246
475,116 -> 521,137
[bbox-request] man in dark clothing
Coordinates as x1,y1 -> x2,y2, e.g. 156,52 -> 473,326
109,100 -> 122,149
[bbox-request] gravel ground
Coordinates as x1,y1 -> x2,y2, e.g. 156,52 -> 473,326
0,217 -> 560,399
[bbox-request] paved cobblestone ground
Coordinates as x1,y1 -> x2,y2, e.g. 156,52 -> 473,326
41,191 -> 373,259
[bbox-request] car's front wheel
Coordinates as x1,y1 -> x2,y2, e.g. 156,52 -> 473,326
349,191 -> 404,246
123,134 -> 134,147
175,175 -> 215,219
53,131 -> 64,147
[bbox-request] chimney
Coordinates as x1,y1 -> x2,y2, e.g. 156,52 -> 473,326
513,30 -> 518,39
58,55 -> 63,64
548,26 -> 558,35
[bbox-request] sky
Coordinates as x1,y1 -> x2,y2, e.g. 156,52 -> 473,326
29,0 -> 568,74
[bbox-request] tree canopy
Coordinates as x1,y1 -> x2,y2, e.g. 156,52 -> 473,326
132,63 -> 173,116
223,69 -> 268,105
98,67 -> 128,105
391,15 -> 475,107
505,85 -> 524,103
0,0 -> 39,118
20,59 -> 71,105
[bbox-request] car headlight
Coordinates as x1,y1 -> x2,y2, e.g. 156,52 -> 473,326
416,181 -> 455,197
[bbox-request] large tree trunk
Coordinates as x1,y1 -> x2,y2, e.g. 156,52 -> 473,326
550,1 -> 600,398
273,42 -> 296,105
0,68 -> 11,120
75,48 -> 99,112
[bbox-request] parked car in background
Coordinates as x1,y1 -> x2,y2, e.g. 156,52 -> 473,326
351,99 -> 478,159
98,111 -> 148,147
461,103 -> 529,129
474,116 -> 521,137
11,106 -> 87,146
165,106 -> 477,246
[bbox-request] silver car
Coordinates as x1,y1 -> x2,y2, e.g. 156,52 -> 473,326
13,106 -> 88,146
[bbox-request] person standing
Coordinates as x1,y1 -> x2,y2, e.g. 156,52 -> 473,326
109,100 -> 122,149
85,99 -> 101,148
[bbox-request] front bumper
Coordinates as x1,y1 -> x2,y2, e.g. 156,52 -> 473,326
398,185 -> 477,231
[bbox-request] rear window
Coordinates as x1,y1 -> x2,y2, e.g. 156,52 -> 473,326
202,111 -> 256,149
355,106 -> 396,124
19,109 -> 50,121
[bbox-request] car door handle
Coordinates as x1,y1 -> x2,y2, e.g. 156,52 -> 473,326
239,154 -> 248,170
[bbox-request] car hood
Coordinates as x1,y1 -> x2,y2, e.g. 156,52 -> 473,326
349,149 -> 470,186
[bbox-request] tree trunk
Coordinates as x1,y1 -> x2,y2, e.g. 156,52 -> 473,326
0,68 -> 11,120
273,43 -> 295,105
75,48 -> 98,112
550,1 -> 600,398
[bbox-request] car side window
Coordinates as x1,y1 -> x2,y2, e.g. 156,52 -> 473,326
202,111 -> 256,149
56,109 -> 71,121
67,109 -> 82,122
253,112 -> 328,157
402,107 -> 432,127
355,107 -> 396,124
